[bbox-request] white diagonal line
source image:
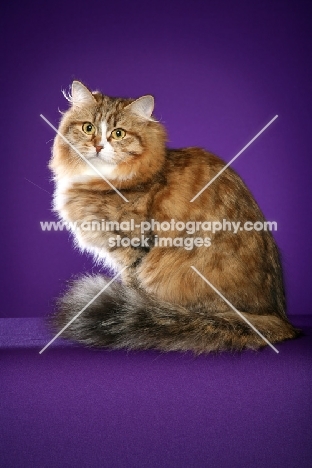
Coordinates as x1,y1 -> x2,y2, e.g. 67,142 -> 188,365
39,266 -> 128,354
191,266 -> 279,353
190,115 -> 278,202
25,177 -> 51,195
40,114 -> 129,203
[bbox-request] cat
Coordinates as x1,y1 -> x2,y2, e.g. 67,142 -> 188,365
48,80 -> 299,352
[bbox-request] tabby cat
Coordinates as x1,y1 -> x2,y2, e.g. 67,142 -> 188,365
49,80 -> 298,352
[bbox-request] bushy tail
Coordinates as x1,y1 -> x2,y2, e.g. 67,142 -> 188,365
50,275 -> 300,353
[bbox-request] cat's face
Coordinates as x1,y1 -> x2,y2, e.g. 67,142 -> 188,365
50,81 -> 166,183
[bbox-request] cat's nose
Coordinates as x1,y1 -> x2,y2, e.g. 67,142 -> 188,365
95,145 -> 104,153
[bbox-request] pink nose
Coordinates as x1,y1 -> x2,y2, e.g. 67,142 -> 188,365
95,145 -> 103,153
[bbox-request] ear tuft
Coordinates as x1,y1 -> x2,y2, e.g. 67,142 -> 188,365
125,95 -> 155,119
70,81 -> 96,106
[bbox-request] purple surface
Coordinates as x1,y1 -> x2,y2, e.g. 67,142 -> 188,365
0,0 -> 311,318
1,316 -> 312,467
0,318 -> 75,349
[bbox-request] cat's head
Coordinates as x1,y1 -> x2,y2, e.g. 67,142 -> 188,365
49,81 -> 167,184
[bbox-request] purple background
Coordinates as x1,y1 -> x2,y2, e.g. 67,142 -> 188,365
1,3 -> 312,467
1,0 -> 311,318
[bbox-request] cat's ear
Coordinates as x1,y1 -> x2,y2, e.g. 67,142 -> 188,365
70,81 -> 96,107
125,95 -> 154,120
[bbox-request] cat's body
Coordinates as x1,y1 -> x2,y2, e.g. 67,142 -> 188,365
49,81 -> 299,352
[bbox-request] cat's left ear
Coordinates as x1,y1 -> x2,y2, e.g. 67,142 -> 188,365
125,95 -> 154,120
70,81 -> 96,107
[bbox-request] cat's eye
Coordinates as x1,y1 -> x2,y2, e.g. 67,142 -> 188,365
82,122 -> 96,135
111,128 -> 126,140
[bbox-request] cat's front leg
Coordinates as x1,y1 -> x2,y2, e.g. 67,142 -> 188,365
54,181 -> 152,277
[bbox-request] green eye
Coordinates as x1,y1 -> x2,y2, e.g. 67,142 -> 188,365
111,128 -> 126,140
82,122 -> 96,135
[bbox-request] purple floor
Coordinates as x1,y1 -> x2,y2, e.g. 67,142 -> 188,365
1,316 -> 312,467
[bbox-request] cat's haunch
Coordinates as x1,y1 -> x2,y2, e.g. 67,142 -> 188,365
48,81 -> 299,352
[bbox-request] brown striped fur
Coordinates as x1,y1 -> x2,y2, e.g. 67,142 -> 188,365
48,81 -> 299,352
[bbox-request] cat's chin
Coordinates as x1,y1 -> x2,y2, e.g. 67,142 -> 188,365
83,159 -> 118,179
88,153 -> 116,165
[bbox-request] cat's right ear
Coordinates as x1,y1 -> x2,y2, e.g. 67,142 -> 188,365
68,81 -> 96,107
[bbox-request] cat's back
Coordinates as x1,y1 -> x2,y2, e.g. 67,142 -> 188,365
153,145 -> 262,223
156,147 -> 241,209
165,146 -> 224,174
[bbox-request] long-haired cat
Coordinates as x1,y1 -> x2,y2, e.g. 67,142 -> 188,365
49,80 -> 299,352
